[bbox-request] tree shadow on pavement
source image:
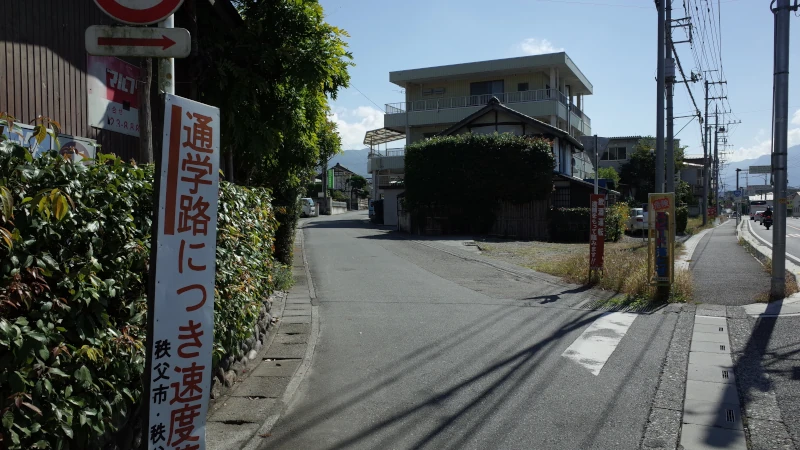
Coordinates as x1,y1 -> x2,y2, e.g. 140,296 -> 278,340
265,308 -> 615,450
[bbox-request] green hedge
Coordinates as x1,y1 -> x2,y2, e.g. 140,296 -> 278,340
404,133 -> 555,233
549,203 -> 627,243
0,141 -> 283,448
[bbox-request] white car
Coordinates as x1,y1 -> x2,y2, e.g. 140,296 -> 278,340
754,210 -> 765,224
300,198 -> 317,217
627,207 -> 646,232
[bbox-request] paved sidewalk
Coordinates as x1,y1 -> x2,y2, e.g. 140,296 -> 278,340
207,227 -> 317,450
689,220 -> 769,305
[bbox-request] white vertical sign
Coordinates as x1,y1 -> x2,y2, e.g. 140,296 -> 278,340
147,94 -> 220,450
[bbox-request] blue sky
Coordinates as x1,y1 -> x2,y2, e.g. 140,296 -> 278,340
321,0 -> 800,171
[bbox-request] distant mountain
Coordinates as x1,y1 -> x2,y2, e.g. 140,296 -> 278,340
329,148 -> 370,177
724,144 -> 800,189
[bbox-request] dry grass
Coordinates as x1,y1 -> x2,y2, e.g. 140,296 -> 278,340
481,240 -> 692,303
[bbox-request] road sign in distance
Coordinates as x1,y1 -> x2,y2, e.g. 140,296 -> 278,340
749,165 -> 771,174
734,190 -> 742,198
94,0 -> 184,25
86,26 -> 191,58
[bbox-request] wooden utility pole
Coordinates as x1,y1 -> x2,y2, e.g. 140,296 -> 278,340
138,58 -> 153,163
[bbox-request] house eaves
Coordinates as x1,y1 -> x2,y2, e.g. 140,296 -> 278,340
436,97 -> 584,150
389,52 -> 593,96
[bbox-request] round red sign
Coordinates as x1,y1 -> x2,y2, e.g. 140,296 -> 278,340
94,0 -> 185,25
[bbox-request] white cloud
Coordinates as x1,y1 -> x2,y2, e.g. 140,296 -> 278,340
517,38 -> 563,56
792,109 -> 800,126
729,110 -> 800,162
329,106 -> 384,149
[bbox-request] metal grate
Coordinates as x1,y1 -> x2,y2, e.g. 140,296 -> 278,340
720,345 -> 726,351
552,187 -> 571,208
726,409 -> 736,422
719,327 -> 724,331
722,370 -> 729,379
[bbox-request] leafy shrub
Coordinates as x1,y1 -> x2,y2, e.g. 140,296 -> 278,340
0,140 -> 283,448
550,203 -> 627,242
676,205 -> 688,234
404,134 -> 555,233
0,144 -> 151,448
330,190 -> 348,202
605,203 -> 629,242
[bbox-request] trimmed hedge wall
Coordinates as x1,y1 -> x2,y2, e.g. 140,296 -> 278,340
0,141 -> 286,448
549,203 -> 628,243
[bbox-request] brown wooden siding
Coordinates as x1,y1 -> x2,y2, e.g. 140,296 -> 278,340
0,0 -> 140,160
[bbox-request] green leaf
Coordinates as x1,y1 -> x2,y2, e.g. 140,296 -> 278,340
33,439 -> 49,449
48,367 -> 68,378
54,192 -> 68,221
32,124 -> 46,144
60,423 -> 73,439
38,345 -> 50,361
86,221 -> 99,232
2,409 -> 13,428
74,365 -> 92,387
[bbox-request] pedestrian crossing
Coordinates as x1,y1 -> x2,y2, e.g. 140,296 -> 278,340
562,312 -> 637,375
788,233 -> 800,238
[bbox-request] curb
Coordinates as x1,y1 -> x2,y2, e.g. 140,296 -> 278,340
207,222 -> 320,449
737,219 -> 800,317
241,222 -> 320,450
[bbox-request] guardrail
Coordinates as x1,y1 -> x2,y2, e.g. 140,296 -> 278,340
370,148 -> 405,157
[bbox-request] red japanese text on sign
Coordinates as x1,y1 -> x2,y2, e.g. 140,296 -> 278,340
590,194 -> 606,270
148,95 -> 220,450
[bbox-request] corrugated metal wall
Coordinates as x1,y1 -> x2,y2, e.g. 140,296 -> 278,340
0,0 -> 139,160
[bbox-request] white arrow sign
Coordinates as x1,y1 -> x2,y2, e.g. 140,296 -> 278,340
86,25 -> 191,58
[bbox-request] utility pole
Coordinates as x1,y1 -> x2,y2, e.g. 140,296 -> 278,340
771,0 -> 793,299
714,106 -> 719,213
736,168 -> 741,226
666,0 -> 675,193
702,80 -> 710,225
656,0 -> 666,194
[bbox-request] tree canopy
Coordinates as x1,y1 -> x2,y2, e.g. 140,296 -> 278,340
619,137 -> 686,202
196,0 -> 353,193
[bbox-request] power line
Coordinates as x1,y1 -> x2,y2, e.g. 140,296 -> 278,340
349,84 -> 384,111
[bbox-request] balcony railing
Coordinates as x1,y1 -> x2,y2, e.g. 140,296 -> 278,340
386,88 -> 577,115
370,148 -> 405,157
378,174 -> 404,186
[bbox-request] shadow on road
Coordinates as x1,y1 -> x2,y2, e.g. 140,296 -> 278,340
266,302 -> 667,450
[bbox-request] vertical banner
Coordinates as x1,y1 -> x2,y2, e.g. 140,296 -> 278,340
327,168 -> 334,189
590,194 -> 606,270
648,193 -> 675,286
147,94 -> 220,450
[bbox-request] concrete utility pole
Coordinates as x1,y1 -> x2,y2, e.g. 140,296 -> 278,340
702,80 -> 710,225
714,106 -> 719,212
594,134 -> 599,195
656,0 -> 666,194
665,0 -> 675,193
736,168 -> 741,226
771,0 -> 793,298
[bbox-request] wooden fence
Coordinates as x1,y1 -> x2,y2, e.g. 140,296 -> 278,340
488,200 -> 550,240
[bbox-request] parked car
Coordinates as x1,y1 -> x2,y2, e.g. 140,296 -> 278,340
754,211 -> 764,223
627,207 -> 646,232
300,198 -> 317,217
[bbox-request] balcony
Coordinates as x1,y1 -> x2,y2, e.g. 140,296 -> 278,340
368,148 -> 405,172
378,174 -> 404,188
385,89 -> 591,136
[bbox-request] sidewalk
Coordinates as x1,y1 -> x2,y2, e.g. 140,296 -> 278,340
688,219 -> 770,305
206,227 -> 318,450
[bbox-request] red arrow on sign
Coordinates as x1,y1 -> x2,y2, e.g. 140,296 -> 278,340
97,35 -> 177,50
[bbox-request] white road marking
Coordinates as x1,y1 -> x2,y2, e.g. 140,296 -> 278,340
561,312 -> 638,376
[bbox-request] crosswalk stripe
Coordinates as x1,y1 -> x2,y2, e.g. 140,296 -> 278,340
562,312 -> 637,376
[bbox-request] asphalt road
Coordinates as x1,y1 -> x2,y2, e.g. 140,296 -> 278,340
261,212 -> 679,450
748,216 -> 800,260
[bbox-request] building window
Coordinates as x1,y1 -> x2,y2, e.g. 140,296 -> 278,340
518,82 -> 529,92
422,87 -> 446,96
470,80 -> 504,96
601,146 -> 628,161
553,187 -> 570,208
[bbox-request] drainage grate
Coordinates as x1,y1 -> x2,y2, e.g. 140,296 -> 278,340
719,327 -> 725,332
726,409 -> 736,422
722,370 -> 729,379
720,345 -> 726,351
